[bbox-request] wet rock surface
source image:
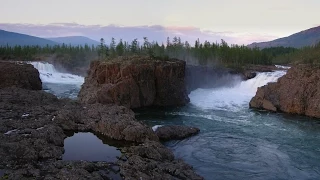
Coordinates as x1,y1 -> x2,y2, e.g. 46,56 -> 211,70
78,56 -> 190,108
250,65 -> 320,118
155,125 -> 200,141
0,88 -> 202,179
0,62 -> 42,90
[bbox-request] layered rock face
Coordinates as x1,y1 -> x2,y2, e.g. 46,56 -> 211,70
78,56 -> 190,108
250,65 -> 320,118
0,62 -> 42,90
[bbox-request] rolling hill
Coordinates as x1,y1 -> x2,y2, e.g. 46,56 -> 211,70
248,26 -> 320,49
0,29 -> 58,47
47,36 -> 99,46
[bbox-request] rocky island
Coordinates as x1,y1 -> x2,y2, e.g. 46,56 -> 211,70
78,56 -> 190,109
0,60 -> 203,179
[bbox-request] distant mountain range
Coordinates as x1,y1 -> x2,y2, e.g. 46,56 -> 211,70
248,26 -> 320,49
0,29 -> 58,47
47,36 -> 99,46
0,29 -> 99,47
2,25 -> 320,49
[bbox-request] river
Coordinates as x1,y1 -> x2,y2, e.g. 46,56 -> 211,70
31,62 -> 320,180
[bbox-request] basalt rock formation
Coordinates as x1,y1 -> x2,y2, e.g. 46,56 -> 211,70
250,64 -> 320,118
0,61 -> 42,90
78,56 -> 190,108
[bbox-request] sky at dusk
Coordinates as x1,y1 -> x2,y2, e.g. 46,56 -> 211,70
1,0 -> 319,45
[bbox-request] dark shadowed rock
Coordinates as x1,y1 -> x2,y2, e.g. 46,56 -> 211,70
242,71 -> 257,80
155,125 -> 200,141
119,141 -> 203,180
250,65 -> 320,118
4,161 -> 121,180
78,56 -> 190,108
0,62 -> 42,90
55,103 -> 159,143
0,85 -> 202,179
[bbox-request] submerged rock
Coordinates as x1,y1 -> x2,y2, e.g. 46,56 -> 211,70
0,61 -> 42,90
250,64 -> 320,118
78,56 -> 190,108
155,125 -> 200,141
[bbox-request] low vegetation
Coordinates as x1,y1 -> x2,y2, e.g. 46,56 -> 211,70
0,37 -> 319,71
271,42 -> 320,64
0,37 -> 273,69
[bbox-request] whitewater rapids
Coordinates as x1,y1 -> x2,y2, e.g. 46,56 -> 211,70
29,62 -> 84,99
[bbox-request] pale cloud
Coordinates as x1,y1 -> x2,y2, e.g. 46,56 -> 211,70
1,0 -> 319,38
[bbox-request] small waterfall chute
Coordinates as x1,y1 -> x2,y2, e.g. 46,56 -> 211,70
29,62 -> 84,85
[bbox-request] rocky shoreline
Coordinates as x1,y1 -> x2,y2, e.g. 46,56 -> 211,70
0,61 -> 203,179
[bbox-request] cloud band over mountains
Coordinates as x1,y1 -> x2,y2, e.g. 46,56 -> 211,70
0,23 -> 277,45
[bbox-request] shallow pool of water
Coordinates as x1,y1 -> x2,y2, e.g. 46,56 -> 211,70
63,132 -> 121,162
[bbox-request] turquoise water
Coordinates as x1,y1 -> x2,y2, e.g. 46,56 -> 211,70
136,105 -> 320,180
136,71 -> 320,180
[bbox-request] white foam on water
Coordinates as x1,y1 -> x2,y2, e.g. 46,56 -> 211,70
152,125 -> 164,131
189,70 -> 287,112
4,129 -> 19,135
275,65 -> 291,69
30,62 -> 84,85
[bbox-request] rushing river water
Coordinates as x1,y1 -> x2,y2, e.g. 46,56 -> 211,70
31,62 -> 320,180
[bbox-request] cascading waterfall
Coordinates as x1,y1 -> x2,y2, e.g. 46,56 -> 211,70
189,70 -> 287,111
30,62 -> 84,85
29,62 -> 84,99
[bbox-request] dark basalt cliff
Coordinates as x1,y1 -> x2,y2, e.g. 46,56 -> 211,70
78,56 -> 190,108
250,64 -> 320,118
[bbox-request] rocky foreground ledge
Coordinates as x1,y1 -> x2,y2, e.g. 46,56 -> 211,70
0,61 -> 42,90
0,62 -> 202,179
250,64 -> 320,118
78,56 -> 190,109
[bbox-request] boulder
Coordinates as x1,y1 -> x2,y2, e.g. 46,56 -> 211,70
250,64 -> 320,118
242,71 -> 257,80
0,62 -> 42,90
155,125 -> 200,141
78,56 -> 190,108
